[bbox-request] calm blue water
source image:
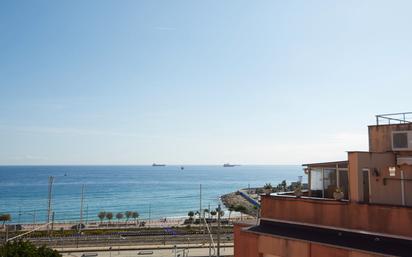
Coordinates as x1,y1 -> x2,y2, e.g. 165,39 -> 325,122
0,165 -> 303,224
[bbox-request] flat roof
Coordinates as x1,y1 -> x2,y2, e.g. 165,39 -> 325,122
302,160 -> 348,168
247,219 -> 412,257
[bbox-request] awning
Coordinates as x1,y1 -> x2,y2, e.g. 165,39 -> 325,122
302,160 -> 348,169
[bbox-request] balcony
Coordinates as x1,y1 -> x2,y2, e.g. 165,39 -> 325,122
260,194 -> 412,238
303,160 -> 349,200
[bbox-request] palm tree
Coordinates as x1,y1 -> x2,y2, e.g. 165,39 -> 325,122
116,212 -> 124,224
195,211 -> 201,220
0,213 -> 11,228
97,211 -> 106,224
263,183 -> 273,194
106,212 -> 113,223
218,209 -> 225,218
188,211 -> 195,220
281,180 -> 287,191
125,211 -> 132,223
132,211 -> 139,225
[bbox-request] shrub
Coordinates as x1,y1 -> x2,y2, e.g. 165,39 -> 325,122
0,240 -> 61,257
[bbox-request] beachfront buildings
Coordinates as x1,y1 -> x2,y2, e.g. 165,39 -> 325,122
234,113 -> 412,257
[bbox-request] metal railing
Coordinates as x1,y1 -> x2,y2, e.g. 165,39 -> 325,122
376,112 -> 412,125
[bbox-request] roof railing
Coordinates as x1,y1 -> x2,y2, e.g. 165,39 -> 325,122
376,112 -> 412,125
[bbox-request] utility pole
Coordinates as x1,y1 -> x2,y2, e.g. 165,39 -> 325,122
18,207 -> 21,224
200,184 -> 203,238
5,226 -> 8,243
51,211 -> 55,237
79,184 -> 85,234
199,184 -> 202,217
85,205 -> 89,224
217,204 -> 221,257
33,210 -> 37,228
47,176 -> 54,236
148,204 -> 151,227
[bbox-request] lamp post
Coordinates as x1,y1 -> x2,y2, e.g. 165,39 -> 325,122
217,204 -> 221,257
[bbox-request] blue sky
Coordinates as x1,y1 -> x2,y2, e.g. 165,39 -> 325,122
1,0 -> 412,165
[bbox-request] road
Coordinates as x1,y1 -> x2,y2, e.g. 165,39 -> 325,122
61,246 -> 233,257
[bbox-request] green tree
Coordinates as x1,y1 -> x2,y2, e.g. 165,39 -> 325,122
132,211 -> 139,225
234,205 -> 247,220
187,211 -> 194,220
281,180 -> 287,191
0,240 -> 61,257
116,212 -> 124,223
125,211 -> 132,223
215,208 -> 224,218
195,211 -> 201,220
106,212 -> 113,223
228,205 -> 235,220
0,213 -> 11,228
97,211 -> 106,224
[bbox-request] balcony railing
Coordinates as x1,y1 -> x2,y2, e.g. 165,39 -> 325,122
376,112 -> 412,125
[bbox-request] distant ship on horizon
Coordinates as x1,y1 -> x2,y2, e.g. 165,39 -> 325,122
223,163 -> 239,167
152,163 -> 166,167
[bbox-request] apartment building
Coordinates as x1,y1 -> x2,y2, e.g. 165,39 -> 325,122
234,112 -> 412,257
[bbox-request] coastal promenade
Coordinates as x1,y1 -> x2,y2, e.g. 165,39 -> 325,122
6,215 -> 254,232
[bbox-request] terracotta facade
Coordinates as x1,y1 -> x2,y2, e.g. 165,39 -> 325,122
234,117 -> 412,257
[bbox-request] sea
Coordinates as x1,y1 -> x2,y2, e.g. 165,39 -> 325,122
0,165 -> 303,224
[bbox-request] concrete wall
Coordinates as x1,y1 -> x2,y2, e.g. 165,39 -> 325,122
234,223 -> 259,257
348,152 -> 399,204
258,235 -> 309,257
403,164 -> 412,206
368,123 -> 412,152
260,195 -> 412,238
348,152 -> 412,206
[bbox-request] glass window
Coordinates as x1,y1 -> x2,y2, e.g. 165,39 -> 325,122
338,169 -> 349,199
310,169 -> 323,197
310,169 -> 323,190
324,169 -> 337,198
